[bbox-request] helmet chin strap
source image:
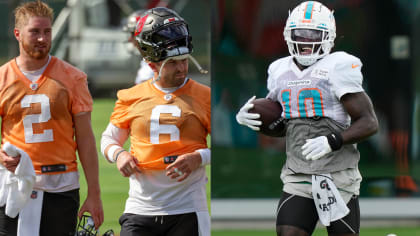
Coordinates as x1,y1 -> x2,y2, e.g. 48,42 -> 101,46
152,53 -> 208,84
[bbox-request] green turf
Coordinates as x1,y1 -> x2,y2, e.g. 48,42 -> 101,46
212,227 -> 420,236
79,98 -> 211,234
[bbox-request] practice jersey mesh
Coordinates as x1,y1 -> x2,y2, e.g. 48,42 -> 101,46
110,79 -> 210,170
266,51 -> 364,126
0,57 -> 93,175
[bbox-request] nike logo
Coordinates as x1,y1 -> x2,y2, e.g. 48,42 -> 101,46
352,64 -> 359,68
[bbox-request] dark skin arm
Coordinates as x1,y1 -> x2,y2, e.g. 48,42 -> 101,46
340,92 -> 379,144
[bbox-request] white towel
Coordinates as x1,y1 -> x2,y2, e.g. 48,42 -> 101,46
311,174 -> 349,226
17,190 -> 43,236
0,142 -> 35,218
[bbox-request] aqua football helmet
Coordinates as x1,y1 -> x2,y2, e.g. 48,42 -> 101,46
284,1 -> 336,66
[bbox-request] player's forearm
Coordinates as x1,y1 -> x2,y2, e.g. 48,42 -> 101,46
342,114 -> 378,145
74,112 -> 101,197
78,135 -> 101,196
100,123 -> 129,162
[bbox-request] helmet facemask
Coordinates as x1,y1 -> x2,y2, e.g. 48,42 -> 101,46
134,7 -> 207,84
283,1 -> 336,67
287,28 -> 333,66
140,22 -> 192,62
76,215 -> 98,236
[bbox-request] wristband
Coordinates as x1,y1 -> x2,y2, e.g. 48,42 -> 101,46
114,149 -> 126,162
197,148 -> 211,166
106,145 -> 120,163
326,132 -> 343,151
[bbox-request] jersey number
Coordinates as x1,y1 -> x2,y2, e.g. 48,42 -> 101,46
281,88 -> 324,118
150,105 -> 181,144
21,94 -> 53,143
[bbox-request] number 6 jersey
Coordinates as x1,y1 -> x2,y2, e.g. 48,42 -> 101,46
110,78 -> 210,170
0,57 -> 93,175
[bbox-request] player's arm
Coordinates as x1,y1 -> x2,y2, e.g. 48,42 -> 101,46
302,92 -> 378,160
100,123 -> 140,177
74,112 -> 104,229
340,92 -> 379,144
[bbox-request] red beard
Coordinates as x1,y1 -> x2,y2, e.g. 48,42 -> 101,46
21,39 -> 50,60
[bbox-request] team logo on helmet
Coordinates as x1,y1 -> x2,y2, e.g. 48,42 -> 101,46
134,14 -> 148,37
284,1 -> 336,66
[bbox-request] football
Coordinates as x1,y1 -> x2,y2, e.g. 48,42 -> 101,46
249,98 -> 286,137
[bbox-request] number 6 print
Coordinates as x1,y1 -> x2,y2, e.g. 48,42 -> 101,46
150,105 -> 181,144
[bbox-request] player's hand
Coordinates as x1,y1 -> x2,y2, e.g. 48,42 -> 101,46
236,95 -> 262,131
0,150 -> 21,173
301,136 -> 332,161
165,152 -> 202,182
78,193 -> 104,230
116,151 -> 141,177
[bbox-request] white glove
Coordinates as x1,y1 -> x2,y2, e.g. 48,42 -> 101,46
236,96 -> 262,131
301,136 -> 332,161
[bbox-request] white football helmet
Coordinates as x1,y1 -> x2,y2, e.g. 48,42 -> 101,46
283,1 -> 336,66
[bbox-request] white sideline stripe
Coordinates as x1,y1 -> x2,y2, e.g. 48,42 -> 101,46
211,198 -> 420,219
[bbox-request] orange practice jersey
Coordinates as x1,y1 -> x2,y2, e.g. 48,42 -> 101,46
111,79 -> 211,170
0,57 -> 93,174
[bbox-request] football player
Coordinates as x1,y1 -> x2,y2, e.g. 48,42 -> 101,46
0,1 -> 103,235
101,7 -> 210,236
123,10 -> 154,84
236,1 -> 378,236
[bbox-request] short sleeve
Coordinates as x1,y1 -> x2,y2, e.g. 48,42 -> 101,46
71,76 -> 93,114
331,56 -> 364,99
265,58 -> 288,100
110,88 -> 135,129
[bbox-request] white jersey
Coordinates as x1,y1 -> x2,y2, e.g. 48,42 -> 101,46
125,168 -> 208,215
266,51 -> 364,126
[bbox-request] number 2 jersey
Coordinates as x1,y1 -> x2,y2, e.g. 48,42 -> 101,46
0,57 -> 93,175
266,51 -> 364,173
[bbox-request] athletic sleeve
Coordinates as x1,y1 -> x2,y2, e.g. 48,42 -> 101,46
110,89 -> 133,129
71,75 -> 93,115
331,55 -> 364,99
100,122 -> 130,162
266,57 -> 289,101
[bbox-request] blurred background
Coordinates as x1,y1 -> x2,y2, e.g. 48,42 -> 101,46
211,0 -> 420,231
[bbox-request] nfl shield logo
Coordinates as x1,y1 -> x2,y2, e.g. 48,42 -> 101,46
30,191 -> 37,199
30,83 -> 38,90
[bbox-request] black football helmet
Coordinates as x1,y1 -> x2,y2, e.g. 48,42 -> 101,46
134,7 -> 193,62
75,215 -> 98,236
75,214 -> 115,236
